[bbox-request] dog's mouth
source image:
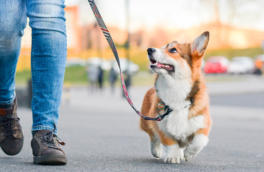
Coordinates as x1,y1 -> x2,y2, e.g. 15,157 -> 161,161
149,58 -> 174,71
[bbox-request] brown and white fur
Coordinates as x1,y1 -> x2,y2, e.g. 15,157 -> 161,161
140,31 -> 212,164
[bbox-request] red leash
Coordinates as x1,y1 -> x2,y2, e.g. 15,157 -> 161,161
88,0 -> 171,121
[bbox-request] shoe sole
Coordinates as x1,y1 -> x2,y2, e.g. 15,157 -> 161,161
33,154 -> 67,165
0,136 -> 24,156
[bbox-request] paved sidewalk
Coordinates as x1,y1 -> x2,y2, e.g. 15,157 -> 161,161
206,79 -> 264,95
1,85 -> 263,171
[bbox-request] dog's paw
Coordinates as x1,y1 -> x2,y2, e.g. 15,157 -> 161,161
163,144 -> 184,164
164,157 -> 181,164
183,134 -> 209,162
184,151 -> 194,162
150,142 -> 162,158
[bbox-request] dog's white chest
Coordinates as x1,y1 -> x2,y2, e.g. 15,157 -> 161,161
158,109 -> 204,141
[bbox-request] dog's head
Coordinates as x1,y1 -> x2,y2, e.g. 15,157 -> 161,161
148,31 -> 209,79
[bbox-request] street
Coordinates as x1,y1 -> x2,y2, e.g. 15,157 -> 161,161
1,80 -> 264,172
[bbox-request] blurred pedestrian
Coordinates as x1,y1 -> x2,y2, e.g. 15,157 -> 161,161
0,0 -> 67,165
122,70 -> 132,98
87,64 -> 99,93
109,67 -> 117,94
97,66 -> 104,91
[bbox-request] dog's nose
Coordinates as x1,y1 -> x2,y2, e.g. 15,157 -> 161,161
147,48 -> 155,55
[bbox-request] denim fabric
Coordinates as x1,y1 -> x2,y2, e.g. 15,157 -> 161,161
0,0 -> 27,105
0,0 -> 67,134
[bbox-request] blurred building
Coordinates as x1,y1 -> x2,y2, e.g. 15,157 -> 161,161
81,24 -> 127,50
65,6 -> 82,54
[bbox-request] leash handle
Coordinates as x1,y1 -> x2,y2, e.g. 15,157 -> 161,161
88,0 -> 166,121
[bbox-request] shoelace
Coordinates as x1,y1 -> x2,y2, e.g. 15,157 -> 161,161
0,115 -> 20,136
40,127 -> 65,149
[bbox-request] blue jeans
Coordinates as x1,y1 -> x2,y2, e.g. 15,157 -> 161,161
0,0 -> 67,134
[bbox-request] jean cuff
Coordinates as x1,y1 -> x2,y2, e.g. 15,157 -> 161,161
0,97 -> 15,106
32,125 -> 58,135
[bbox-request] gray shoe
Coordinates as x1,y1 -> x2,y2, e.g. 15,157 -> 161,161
31,130 -> 67,165
0,98 -> 24,155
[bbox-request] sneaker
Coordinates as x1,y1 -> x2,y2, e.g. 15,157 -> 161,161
0,98 -> 24,155
31,130 -> 67,165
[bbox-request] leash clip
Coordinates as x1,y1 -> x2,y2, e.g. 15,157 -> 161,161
158,102 -> 168,111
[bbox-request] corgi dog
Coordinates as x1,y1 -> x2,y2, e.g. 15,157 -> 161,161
140,31 -> 212,164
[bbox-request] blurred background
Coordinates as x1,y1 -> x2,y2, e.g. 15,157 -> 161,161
15,0 -> 264,107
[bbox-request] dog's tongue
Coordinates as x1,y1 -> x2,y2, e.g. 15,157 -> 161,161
157,63 -> 162,68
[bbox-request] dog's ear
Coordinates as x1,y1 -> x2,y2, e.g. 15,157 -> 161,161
191,31 -> 209,58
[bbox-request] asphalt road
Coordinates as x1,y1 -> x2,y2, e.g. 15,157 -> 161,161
210,92 -> 264,109
1,85 -> 264,172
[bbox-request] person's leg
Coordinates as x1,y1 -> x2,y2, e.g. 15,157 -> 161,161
27,0 -> 67,165
0,0 -> 27,105
0,0 -> 27,156
27,0 -> 67,134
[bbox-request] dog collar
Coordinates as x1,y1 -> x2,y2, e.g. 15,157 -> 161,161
157,99 -> 194,120
156,102 -> 171,121
158,99 -> 194,110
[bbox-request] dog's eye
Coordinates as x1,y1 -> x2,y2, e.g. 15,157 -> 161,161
169,48 -> 177,53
